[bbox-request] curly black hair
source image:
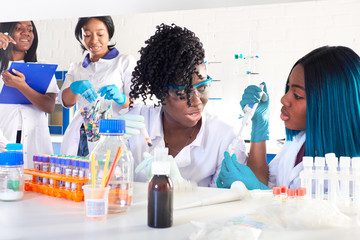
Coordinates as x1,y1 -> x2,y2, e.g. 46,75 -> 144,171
130,23 -> 205,106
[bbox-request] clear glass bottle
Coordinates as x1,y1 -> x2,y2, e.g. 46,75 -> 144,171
147,147 -> 173,228
0,151 -> 24,201
90,119 -> 134,213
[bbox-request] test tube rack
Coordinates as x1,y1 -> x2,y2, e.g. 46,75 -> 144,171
24,169 -> 89,202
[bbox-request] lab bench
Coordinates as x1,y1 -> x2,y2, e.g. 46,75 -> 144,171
1,182 -> 360,240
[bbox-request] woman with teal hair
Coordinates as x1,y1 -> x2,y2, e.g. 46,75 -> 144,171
217,46 -> 360,189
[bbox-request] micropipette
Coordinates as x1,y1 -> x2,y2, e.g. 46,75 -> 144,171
228,83 -> 267,154
141,127 -> 153,147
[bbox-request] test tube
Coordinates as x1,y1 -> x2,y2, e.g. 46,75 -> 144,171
314,157 -> 325,200
71,159 -> 79,191
42,156 -> 50,185
33,156 -> 39,183
352,157 -> 360,207
38,156 -> 43,184
64,159 -> 72,190
325,153 -> 338,204
339,156 -> 351,206
301,156 -> 313,199
49,157 -> 56,186
79,160 -> 90,187
55,158 -> 62,187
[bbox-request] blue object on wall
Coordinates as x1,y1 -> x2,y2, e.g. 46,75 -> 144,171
267,154 -> 276,164
48,71 -> 70,134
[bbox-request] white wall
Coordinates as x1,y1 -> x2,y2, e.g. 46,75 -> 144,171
33,0 -> 360,151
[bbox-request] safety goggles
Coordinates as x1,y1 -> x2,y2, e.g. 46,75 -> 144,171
168,75 -> 213,99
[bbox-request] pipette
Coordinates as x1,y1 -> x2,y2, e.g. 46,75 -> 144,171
228,83 -> 267,154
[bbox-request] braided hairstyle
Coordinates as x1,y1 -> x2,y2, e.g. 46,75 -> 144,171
130,23 -> 205,106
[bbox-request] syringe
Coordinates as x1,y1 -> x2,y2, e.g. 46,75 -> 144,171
228,83 -> 267,154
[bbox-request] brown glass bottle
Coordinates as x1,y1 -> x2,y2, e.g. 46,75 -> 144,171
147,174 -> 173,228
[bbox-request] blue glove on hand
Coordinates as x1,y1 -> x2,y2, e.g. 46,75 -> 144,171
240,82 -> 269,142
217,151 -> 269,190
98,85 -> 126,106
70,80 -> 97,103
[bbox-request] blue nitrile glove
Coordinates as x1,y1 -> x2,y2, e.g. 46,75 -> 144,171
217,151 -> 269,190
113,114 -> 145,140
240,82 -> 269,142
70,80 -> 97,103
98,84 -> 126,106
135,151 -> 196,192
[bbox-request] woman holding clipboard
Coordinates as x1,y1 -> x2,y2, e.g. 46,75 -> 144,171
0,21 -> 59,168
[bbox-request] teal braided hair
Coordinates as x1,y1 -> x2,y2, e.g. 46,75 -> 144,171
285,46 -> 360,157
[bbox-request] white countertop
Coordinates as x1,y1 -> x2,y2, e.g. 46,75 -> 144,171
1,183 -> 360,240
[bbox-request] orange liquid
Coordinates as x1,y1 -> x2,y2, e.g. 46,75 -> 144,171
108,183 -> 133,213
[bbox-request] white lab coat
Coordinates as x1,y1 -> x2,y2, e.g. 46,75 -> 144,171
59,49 -> 136,156
127,104 -> 248,187
0,128 -> 8,152
0,62 -> 59,168
268,131 -> 305,189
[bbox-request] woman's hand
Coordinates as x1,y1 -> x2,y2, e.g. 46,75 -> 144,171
0,32 -> 16,50
1,69 -> 27,90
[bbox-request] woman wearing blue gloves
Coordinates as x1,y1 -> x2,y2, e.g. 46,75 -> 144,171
217,82 -> 270,190
126,24 -> 249,187
59,16 -> 136,156
217,46 -> 360,190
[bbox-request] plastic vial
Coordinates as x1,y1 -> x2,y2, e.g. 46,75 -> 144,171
325,153 -> 338,204
301,156 -> 314,199
42,156 -> 50,185
352,157 -> 360,207
339,156 -> 351,206
90,119 -> 134,213
148,147 -> 173,228
296,187 -> 306,200
314,157 -> 325,200
64,159 -> 72,190
71,160 -> 79,191
272,187 -> 281,201
49,157 -> 56,186
0,151 -> 24,201
287,189 -> 296,201
279,185 -> 287,201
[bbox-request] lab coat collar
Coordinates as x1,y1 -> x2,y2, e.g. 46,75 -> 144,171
150,106 -> 206,168
82,48 -> 119,68
150,106 -> 206,148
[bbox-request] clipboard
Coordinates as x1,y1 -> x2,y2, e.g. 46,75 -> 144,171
0,62 -> 58,104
